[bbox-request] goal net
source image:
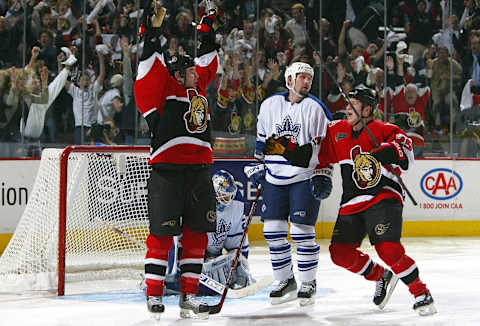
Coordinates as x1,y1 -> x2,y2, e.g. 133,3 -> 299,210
0,146 -> 151,295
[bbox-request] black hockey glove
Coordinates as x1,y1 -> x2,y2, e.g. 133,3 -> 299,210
371,142 -> 408,170
310,166 -> 333,200
197,10 -> 219,56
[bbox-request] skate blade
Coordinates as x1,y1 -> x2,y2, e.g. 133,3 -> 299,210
270,291 -> 298,305
378,275 -> 399,310
416,303 -> 437,316
298,296 -> 315,307
149,312 -> 162,321
180,308 -> 209,320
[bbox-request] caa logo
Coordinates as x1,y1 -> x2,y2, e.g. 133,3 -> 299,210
420,168 -> 463,200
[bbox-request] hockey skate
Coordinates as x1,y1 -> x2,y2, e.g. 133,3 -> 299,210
297,280 -> 316,306
269,276 -> 297,305
373,269 -> 399,309
146,296 -> 164,320
179,293 -> 209,319
413,292 -> 437,316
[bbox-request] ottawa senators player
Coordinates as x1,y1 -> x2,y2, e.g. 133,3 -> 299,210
133,2 -> 219,320
263,87 -> 437,316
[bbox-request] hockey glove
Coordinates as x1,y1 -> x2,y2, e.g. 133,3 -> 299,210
264,135 -> 313,168
264,135 -> 292,155
197,9 -> 219,55
244,163 -> 266,186
371,142 -> 408,169
310,166 -> 333,200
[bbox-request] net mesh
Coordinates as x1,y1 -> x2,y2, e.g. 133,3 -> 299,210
0,148 -> 151,293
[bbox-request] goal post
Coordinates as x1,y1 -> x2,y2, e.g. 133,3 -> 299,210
0,145 -> 151,296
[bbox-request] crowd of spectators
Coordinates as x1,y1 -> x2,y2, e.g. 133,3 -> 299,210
1,0 -> 480,158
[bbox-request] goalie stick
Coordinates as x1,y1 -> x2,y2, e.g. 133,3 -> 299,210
94,216 -> 270,299
208,183 -> 263,314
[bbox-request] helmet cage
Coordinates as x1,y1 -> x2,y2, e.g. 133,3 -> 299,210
212,170 -> 237,210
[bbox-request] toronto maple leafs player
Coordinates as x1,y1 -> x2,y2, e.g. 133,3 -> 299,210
165,170 -> 253,295
248,61 -> 333,306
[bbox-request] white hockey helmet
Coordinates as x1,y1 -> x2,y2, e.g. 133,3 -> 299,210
284,61 -> 314,92
212,170 -> 237,211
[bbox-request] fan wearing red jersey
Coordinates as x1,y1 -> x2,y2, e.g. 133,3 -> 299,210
133,2 -> 219,320
264,87 -> 436,316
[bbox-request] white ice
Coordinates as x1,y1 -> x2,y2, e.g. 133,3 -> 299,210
1,237 -> 479,326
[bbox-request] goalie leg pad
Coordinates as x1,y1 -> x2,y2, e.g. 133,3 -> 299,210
202,252 -> 254,290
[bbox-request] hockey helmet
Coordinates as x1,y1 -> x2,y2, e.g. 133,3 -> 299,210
167,54 -> 195,78
284,61 -> 314,91
348,87 -> 378,112
212,170 -> 237,211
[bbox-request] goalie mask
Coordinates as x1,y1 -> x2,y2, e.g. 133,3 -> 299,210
212,170 -> 237,211
284,62 -> 314,97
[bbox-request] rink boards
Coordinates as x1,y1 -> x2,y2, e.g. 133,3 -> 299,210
1,157 -> 480,253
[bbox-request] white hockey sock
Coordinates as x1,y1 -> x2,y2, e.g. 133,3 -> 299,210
291,223 -> 319,283
263,220 -> 292,281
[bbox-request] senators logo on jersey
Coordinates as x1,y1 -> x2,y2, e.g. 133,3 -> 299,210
351,145 -> 381,189
184,89 -> 209,133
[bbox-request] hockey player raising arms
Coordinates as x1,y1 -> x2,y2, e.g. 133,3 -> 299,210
264,87 -> 437,316
133,3 -> 219,320
248,61 -> 333,306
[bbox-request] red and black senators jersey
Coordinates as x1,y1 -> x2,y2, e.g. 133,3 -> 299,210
134,49 -> 218,165
318,120 -> 414,215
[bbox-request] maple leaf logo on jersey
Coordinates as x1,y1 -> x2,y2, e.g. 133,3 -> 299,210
275,115 -> 301,141
351,145 -> 381,189
211,219 -> 231,247
184,88 -> 209,133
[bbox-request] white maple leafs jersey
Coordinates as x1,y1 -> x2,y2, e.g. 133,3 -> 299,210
206,193 -> 249,258
256,92 -> 332,185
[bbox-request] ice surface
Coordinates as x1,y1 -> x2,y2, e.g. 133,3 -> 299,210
1,238 -> 479,326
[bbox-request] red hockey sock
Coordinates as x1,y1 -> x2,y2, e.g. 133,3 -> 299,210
146,279 -> 165,297
329,242 -> 375,278
408,277 -> 429,297
364,263 -> 385,281
145,234 -> 173,297
178,225 -> 208,294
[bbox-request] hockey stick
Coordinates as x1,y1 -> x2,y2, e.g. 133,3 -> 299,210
209,183 -> 263,314
95,216 -> 269,298
301,19 -> 417,205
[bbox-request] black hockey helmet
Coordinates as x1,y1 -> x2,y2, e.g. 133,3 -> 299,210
167,54 -> 195,78
348,87 -> 378,112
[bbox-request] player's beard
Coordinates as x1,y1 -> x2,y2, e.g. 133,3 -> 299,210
297,86 -> 310,97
